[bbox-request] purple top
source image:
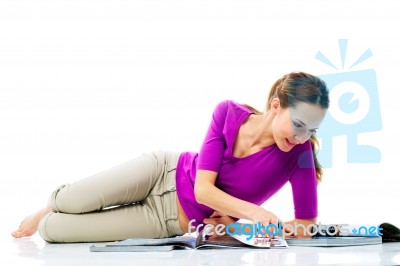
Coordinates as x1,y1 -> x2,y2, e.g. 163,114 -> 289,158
176,100 -> 318,226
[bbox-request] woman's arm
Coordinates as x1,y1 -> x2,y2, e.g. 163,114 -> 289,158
284,218 -> 317,238
194,169 -> 280,225
203,211 -> 294,236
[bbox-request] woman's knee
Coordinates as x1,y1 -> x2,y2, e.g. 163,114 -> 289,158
50,183 -> 88,214
38,212 -> 57,243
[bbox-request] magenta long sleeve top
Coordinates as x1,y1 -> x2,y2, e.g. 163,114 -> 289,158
175,100 -> 318,226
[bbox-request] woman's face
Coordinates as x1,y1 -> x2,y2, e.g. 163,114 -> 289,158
271,100 -> 327,152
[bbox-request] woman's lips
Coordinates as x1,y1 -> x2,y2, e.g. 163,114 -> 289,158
286,138 -> 297,147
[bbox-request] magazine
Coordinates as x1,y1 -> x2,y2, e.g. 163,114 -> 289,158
285,236 -> 382,247
285,223 -> 384,247
310,223 -> 383,237
89,222 -> 399,251
89,230 -> 288,252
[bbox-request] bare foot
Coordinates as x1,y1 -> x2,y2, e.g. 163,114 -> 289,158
11,207 -> 52,238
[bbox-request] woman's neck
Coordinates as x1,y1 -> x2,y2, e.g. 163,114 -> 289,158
246,112 -> 275,148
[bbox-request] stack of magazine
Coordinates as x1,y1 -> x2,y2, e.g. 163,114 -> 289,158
286,236 -> 381,247
90,223 -> 388,252
286,223 -> 382,247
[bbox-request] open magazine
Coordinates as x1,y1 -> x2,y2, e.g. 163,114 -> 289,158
90,230 -> 288,252
285,223 -> 385,247
89,222 -> 399,251
286,236 -> 382,247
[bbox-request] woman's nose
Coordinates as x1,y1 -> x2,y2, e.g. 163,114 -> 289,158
294,134 -> 309,144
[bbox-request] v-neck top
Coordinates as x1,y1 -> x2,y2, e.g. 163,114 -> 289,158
175,100 -> 318,226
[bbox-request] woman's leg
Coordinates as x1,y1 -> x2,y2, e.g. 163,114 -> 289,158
38,189 -> 185,243
12,150 -> 183,239
38,151 -> 185,242
51,151 -> 168,214
38,200 -> 163,242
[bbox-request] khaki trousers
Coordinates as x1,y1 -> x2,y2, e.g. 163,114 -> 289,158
38,150 -> 185,243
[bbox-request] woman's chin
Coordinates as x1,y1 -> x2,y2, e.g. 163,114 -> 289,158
277,138 -> 295,152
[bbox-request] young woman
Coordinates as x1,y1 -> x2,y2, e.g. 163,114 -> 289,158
12,71 -> 329,243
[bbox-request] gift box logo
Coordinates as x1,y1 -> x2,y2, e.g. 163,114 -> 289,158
314,39 -> 382,167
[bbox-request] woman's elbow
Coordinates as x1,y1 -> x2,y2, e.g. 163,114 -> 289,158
194,182 -> 209,205
294,218 -> 318,226
194,169 -> 218,205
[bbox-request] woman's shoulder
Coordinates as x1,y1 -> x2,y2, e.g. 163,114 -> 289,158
213,100 -> 252,114
288,140 -> 314,169
287,140 -> 313,158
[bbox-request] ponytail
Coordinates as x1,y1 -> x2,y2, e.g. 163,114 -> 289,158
310,134 -> 322,183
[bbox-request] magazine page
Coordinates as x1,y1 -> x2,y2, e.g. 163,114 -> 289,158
195,230 -> 288,249
195,231 -> 247,249
89,235 -> 198,252
231,234 -> 288,248
90,245 -> 175,252
105,235 -> 197,248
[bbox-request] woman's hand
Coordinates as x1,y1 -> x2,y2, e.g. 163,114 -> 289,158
251,207 -> 290,237
202,211 -> 235,236
252,208 -> 280,226
203,211 -> 235,227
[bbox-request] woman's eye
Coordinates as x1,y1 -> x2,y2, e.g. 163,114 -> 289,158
310,129 -> 317,134
293,122 -> 302,128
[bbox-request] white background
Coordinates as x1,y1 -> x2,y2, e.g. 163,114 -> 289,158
1,0 -> 399,236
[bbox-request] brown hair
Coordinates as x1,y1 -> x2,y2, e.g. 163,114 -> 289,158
243,71 -> 329,182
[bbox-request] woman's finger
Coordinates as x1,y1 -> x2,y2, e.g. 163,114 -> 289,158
270,216 -> 279,226
209,211 -> 219,218
210,211 -> 225,218
203,218 -> 215,225
283,222 -> 293,233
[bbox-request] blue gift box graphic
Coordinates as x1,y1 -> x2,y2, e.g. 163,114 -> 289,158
314,40 -> 382,167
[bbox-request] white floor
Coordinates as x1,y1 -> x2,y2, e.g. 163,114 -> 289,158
3,227 -> 400,266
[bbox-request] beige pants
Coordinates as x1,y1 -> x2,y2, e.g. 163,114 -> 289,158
38,150 -> 185,243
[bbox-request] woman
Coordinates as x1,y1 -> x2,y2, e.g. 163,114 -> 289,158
12,71 -> 329,243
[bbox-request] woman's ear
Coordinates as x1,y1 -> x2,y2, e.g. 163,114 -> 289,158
270,98 -> 280,114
